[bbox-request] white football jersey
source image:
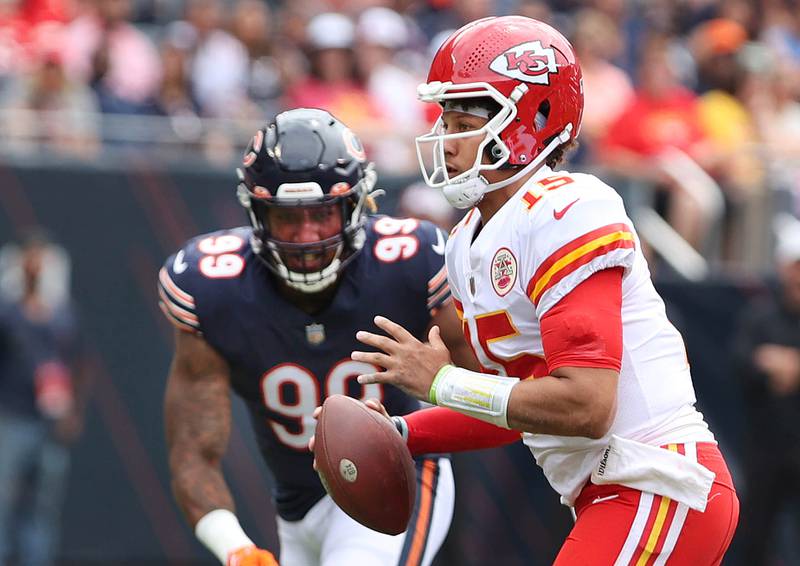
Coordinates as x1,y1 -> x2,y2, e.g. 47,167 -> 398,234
445,166 -> 715,506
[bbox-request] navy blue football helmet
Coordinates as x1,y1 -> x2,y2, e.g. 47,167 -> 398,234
237,108 -> 376,292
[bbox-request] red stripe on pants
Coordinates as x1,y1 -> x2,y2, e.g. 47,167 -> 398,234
553,443 -> 739,566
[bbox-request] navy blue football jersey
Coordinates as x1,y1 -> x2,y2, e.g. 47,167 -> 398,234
158,216 -> 450,520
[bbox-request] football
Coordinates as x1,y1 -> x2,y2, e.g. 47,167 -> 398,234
314,395 -> 417,535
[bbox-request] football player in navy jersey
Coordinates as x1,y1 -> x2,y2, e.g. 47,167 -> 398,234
158,108 -> 473,566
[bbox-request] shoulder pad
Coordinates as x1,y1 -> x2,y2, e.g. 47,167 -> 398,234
158,227 -> 253,333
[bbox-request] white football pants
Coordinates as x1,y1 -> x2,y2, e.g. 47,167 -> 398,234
276,457 -> 454,566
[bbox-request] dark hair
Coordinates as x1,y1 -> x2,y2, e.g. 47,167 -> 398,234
545,140 -> 578,169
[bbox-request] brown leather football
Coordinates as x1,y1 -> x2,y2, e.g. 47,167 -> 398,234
314,395 -> 416,535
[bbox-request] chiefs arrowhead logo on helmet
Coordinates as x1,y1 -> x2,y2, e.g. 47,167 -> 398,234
489,40 -> 557,85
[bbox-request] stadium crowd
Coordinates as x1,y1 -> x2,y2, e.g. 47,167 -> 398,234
1,2 -> 800,565
1,0 -> 799,268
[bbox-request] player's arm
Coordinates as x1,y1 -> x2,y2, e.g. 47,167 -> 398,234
165,328 -> 234,524
354,268 -> 622,440
165,329 -> 277,566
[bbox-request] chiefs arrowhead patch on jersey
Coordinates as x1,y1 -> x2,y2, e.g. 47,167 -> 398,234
491,247 -> 517,297
489,40 -> 558,85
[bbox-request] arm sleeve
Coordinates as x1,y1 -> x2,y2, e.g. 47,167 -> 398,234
420,222 -> 451,314
158,251 -> 202,335
540,267 -> 623,372
404,406 -> 521,456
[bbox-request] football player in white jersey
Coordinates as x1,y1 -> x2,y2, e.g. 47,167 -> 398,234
349,16 -> 740,565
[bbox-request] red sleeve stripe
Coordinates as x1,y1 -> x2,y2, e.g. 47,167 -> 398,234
526,224 -> 634,305
427,264 -> 447,292
159,302 -> 199,333
158,287 -> 199,326
159,267 -> 195,309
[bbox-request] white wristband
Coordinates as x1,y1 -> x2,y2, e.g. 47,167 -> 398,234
430,365 -> 519,428
195,509 -> 254,564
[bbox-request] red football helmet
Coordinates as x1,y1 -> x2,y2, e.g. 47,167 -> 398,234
415,16 -> 584,208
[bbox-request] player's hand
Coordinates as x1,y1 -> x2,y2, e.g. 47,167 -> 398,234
227,545 -> 279,566
363,398 -> 391,420
309,406 -> 322,469
308,399 -> 391,467
352,316 -> 451,401
755,344 -> 800,395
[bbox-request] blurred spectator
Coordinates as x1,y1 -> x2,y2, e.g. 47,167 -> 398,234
517,0 -> 552,24
0,48 -> 100,157
397,181 -> 459,231
600,35 -> 721,251
414,0 -> 493,40
0,231 -> 89,566
154,36 -> 200,120
355,7 -> 425,172
61,0 -> 162,114
693,19 -> 766,260
284,13 -> 386,145
0,0 -> 70,76
230,0 -> 284,118
167,0 -> 249,118
760,0 -> 800,66
151,35 -> 208,149
732,215 -> 800,565
738,45 -> 800,240
570,8 -> 634,161
692,17 -> 749,93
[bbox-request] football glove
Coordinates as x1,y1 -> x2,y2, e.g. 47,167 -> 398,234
227,545 -> 279,566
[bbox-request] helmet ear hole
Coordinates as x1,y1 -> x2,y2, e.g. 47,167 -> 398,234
535,99 -> 550,132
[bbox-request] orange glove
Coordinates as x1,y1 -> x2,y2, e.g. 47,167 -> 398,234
227,545 -> 279,566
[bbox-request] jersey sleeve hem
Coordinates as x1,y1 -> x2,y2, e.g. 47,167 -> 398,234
427,264 -> 451,312
525,223 -> 635,316
158,266 -> 201,334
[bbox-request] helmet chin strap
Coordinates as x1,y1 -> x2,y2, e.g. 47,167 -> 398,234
443,124 -> 573,209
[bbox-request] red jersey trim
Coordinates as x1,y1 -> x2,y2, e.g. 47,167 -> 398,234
526,223 -> 634,306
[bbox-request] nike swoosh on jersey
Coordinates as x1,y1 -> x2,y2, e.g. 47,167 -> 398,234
173,250 -> 188,274
432,228 -> 446,255
553,198 -> 580,220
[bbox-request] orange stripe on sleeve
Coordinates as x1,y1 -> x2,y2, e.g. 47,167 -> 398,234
158,287 -> 199,325
159,303 -> 199,333
159,267 -> 195,309
427,285 -> 451,311
428,264 -> 447,292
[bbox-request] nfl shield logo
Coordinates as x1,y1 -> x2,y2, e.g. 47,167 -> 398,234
306,323 -> 326,345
